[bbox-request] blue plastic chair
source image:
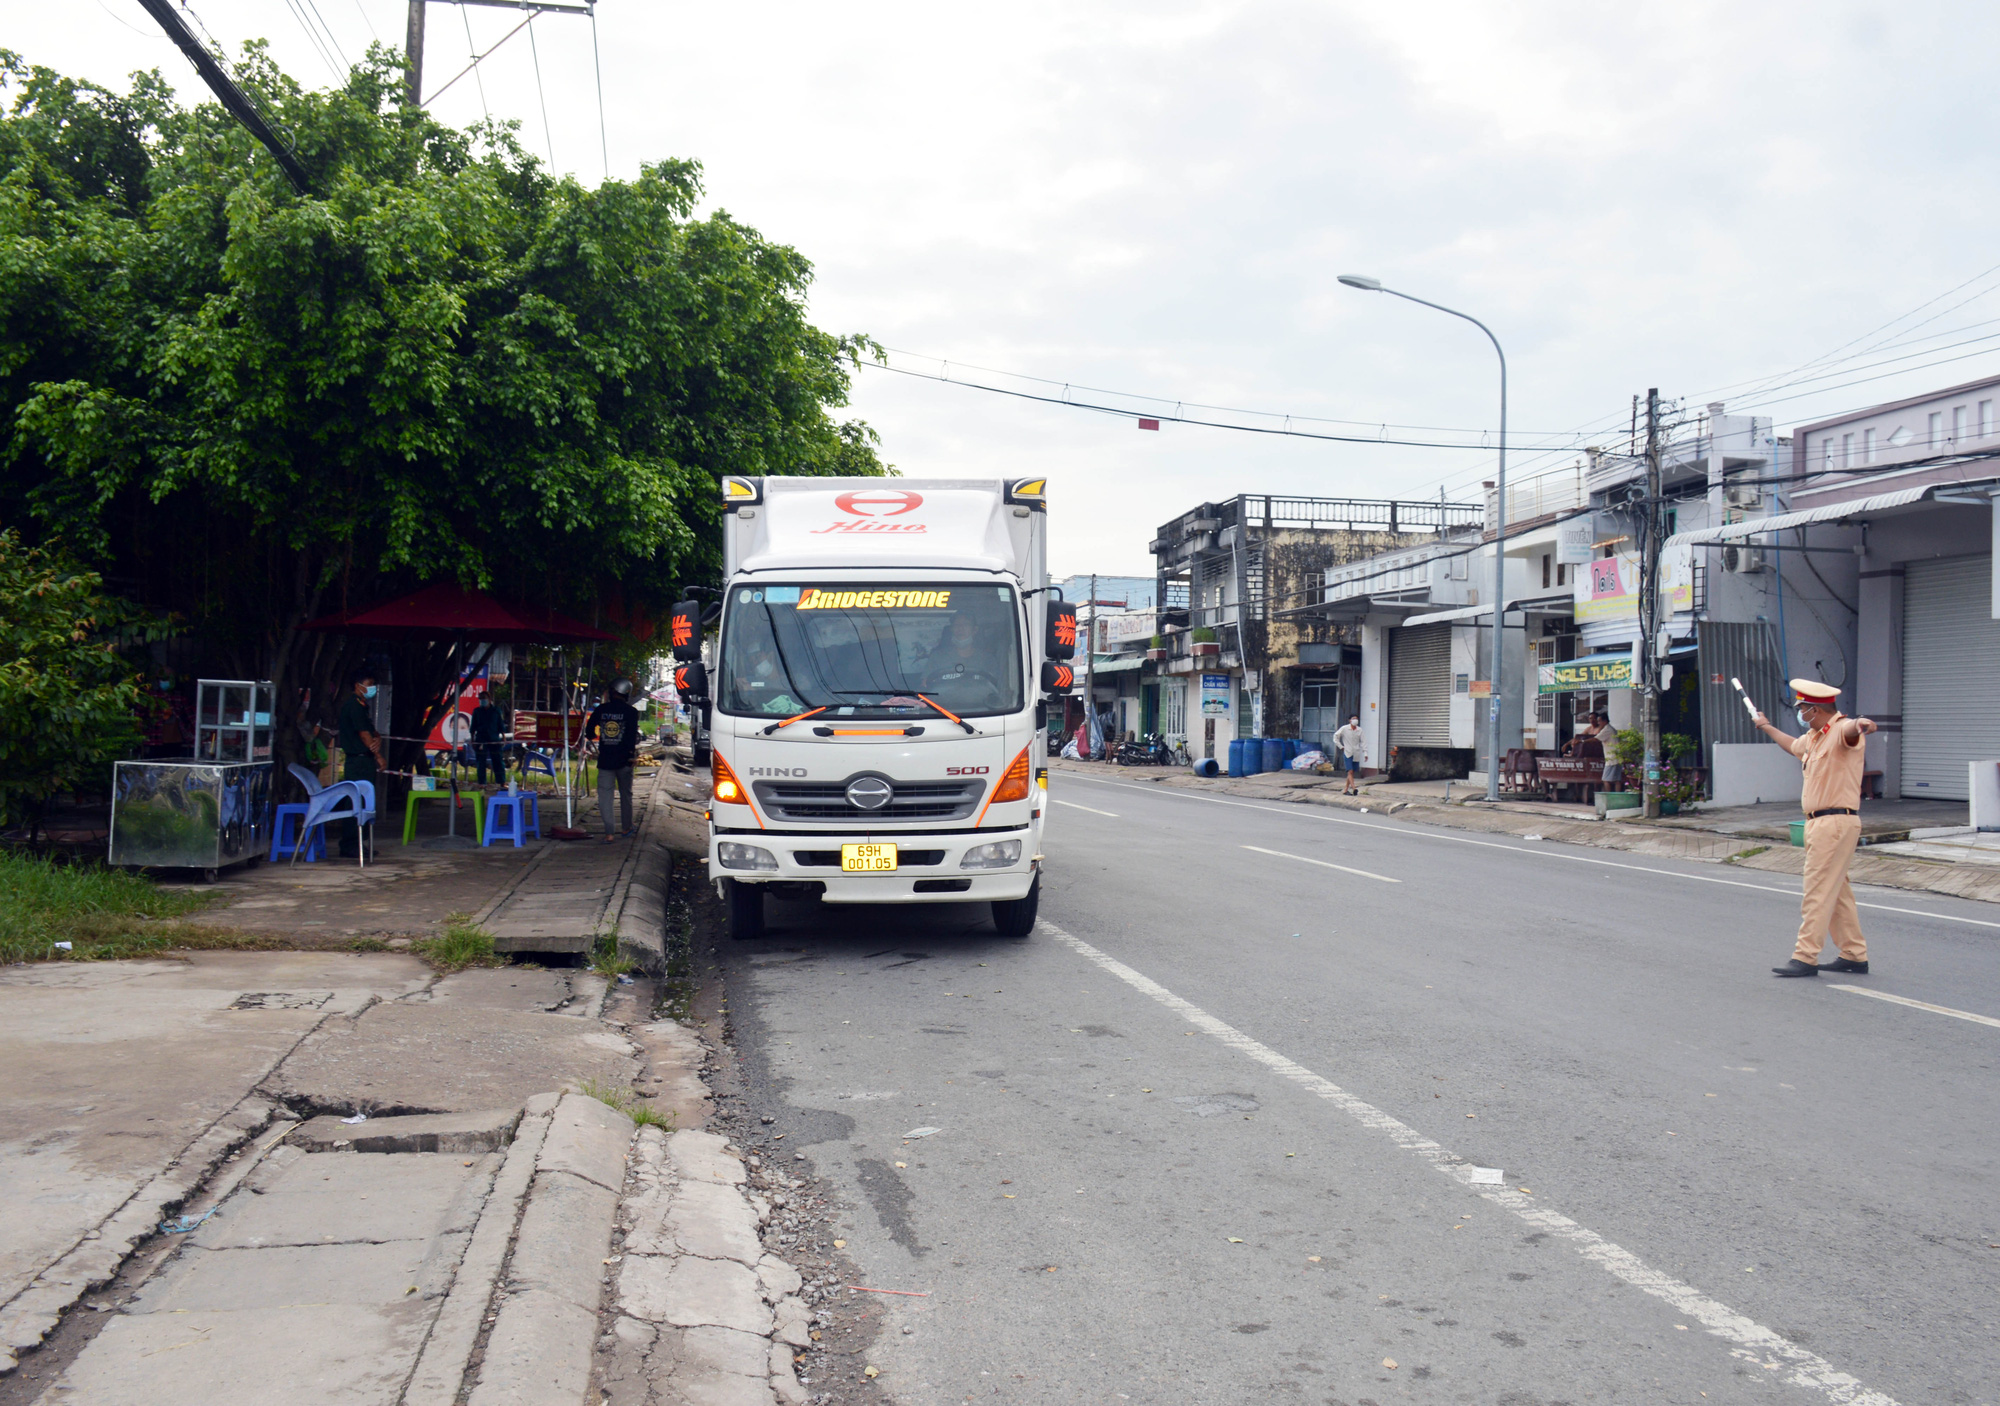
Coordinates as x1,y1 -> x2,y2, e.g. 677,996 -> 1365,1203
520,749 -> 558,782
297,780 -> 377,866
271,762 -> 330,862
482,791 -> 531,848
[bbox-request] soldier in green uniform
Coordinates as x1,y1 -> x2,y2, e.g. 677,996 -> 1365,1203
337,668 -> 385,858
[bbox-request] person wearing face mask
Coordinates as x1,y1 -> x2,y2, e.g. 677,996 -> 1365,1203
337,668 -> 386,858
1751,679 -> 1878,978
1331,714 -> 1365,794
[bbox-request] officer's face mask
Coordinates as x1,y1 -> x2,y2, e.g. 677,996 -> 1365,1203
364,685 -> 379,700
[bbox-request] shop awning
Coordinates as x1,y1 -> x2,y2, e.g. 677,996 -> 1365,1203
1402,593 -> 1576,628
1086,654 -> 1145,674
1664,482 -> 1995,548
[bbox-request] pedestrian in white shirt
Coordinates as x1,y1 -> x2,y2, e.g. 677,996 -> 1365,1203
1331,715 -> 1365,795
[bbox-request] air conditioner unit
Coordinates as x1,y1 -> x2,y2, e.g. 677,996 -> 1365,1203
1725,484 -> 1761,508
1720,544 -> 1766,574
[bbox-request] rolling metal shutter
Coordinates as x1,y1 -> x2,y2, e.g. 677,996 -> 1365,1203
1388,624 -> 1452,747
1901,555 -> 2000,800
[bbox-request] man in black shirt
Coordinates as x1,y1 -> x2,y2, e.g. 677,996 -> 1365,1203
586,680 -> 642,837
469,692 -> 507,786
337,668 -> 385,858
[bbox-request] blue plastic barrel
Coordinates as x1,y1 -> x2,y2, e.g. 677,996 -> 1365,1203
1227,739 -> 1247,777
1262,737 -> 1285,774
1241,738 -> 1263,775
1190,757 -> 1220,777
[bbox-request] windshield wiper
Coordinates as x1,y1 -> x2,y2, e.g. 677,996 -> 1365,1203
824,688 -> 979,734
760,706 -> 828,737
914,694 -> 977,734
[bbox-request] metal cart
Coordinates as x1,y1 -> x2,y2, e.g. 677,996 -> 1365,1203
108,680 -> 275,879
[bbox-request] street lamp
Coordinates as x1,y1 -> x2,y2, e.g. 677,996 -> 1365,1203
1339,274 -> 1509,801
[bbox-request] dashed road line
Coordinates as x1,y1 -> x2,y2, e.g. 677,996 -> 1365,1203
1828,984 -> 2000,1028
1241,844 -> 1399,883
1051,799 -> 1119,817
1041,918 -> 1899,1406
1064,773 -> 2000,930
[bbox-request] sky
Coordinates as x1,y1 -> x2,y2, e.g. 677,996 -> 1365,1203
19,2 -> 2000,576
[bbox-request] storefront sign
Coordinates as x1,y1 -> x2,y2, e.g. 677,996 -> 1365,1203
1100,610 -> 1158,645
1200,673 -> 1231,716
1573,547 -> 1693,623
1468,679 -> 1492,698
1538,651 -> 1637,694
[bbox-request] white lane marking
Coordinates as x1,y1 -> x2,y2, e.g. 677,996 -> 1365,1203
1828,984 -> 2000,1029
1041,919 -> 1899,1406
1052,799 -> 1120,818
1064,772 -> 2000,931
1241,844 -> 1399,884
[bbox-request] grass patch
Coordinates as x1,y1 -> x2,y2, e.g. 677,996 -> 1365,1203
411,916 -> 503,973
577,1076 -> 673,1130
347,937 -> 391,953
589,933 -> 636,979
0,851 -> 245,963
1728,845 -> 1772,862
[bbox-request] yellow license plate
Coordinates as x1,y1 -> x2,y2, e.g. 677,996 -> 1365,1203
841,843 -> 898,872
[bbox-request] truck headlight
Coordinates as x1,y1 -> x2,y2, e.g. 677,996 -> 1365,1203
960,839 -> 1022,870
716,842 -> 778,871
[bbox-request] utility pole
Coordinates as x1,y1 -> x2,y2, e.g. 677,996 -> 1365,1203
405,1 -> 427,105
136,0 -> 311,194
1640,388 -> 1664,819
1085,573 -> 1098,757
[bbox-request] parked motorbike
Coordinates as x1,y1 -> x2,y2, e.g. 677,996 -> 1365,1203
1114,733 -> 1181,767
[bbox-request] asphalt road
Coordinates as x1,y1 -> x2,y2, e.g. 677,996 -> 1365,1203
721,772 -> 2000,1406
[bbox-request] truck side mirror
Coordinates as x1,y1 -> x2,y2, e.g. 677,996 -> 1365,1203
670,600 -> 702,661
1045,602 -> 1078,661
1041,661 -> 1074,695
673,661 -> 707,700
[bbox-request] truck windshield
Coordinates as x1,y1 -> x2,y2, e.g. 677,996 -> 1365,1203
718,584 -> 1024,719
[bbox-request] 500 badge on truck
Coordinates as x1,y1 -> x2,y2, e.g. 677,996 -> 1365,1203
945,766 -> 989,776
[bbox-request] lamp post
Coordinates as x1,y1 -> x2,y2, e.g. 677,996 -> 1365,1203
1338,274 -> 1509,801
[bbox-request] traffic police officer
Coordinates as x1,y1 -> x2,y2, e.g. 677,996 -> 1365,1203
1751,679 -> 1878,977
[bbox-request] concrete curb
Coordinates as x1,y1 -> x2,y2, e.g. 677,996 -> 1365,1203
613,763 -> 674,980
403,1093 -> 556,1406
464,1092 -> 635,1406
601,1128 -> 810,1406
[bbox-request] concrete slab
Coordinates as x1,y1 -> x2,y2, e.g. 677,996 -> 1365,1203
658,1180 -> 763,1265
194,1151 -> 482,1249
271,1005 -> 638,1116
505,1170 -> 618,1311
666,1130 -> 746,1187
537,1091 -> 635,1190
131,1240 -> 431,1312
467,1287 -> 596,1406
293,1107 -> 521,1154
619,1254 -> 770,1336
425,968 -> 573,1011
51,1301 -> 431,1405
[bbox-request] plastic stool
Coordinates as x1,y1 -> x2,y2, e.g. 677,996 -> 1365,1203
268,803 -> 324,862
514,790 -> 542,839
482,792 -> 529,848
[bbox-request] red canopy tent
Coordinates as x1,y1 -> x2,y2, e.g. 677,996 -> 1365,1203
303,585 -> 618,840
300,583 -> 614,644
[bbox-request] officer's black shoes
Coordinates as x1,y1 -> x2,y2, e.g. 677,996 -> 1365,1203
1771,959 -> 1820,978
1818,957 -> 1870,974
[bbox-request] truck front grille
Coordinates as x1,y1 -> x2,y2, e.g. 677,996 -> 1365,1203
792,850 -> 945,867
751,778 -> 985,822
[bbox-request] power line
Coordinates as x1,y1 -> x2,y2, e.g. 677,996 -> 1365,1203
282,0 -> 342,79
526,13 -> 555,168
302,0 -> 350,67
459,3 -> 490,122
589,2 -> 608,180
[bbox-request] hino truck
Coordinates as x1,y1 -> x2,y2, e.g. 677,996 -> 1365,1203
674,476 -> 1078,941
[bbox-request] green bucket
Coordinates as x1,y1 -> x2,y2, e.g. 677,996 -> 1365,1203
1789,819 -> 1806,847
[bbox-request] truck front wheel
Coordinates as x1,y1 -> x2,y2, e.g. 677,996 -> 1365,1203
725,879 -> 764,941
990,875 -> 1039,938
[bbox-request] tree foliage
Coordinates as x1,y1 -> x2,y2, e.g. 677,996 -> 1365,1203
0,528 -> 153,830
0,44 -> 882,777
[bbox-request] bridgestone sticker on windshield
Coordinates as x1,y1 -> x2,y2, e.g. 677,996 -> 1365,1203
796,589 -> 953,609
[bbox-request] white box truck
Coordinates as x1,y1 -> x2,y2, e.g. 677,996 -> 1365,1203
674,476 -> 1078,940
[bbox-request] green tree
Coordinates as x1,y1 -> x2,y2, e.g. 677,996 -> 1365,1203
0,528 -> 152,834
0,45 -> 882,778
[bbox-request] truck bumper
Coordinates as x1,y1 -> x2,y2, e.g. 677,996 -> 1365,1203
709,826 -> 1038,904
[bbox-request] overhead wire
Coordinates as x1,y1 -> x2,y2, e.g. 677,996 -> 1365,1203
589,2 -> 609,180
281,0 -> 343,79
459,3 -> 490,123
526,13 -> 555,168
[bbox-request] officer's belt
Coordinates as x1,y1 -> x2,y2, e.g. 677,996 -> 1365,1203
1806,807 -> 1859,819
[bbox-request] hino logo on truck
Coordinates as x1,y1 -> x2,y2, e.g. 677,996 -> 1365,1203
746,767 -> 808,778
814,488 -> 927,533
